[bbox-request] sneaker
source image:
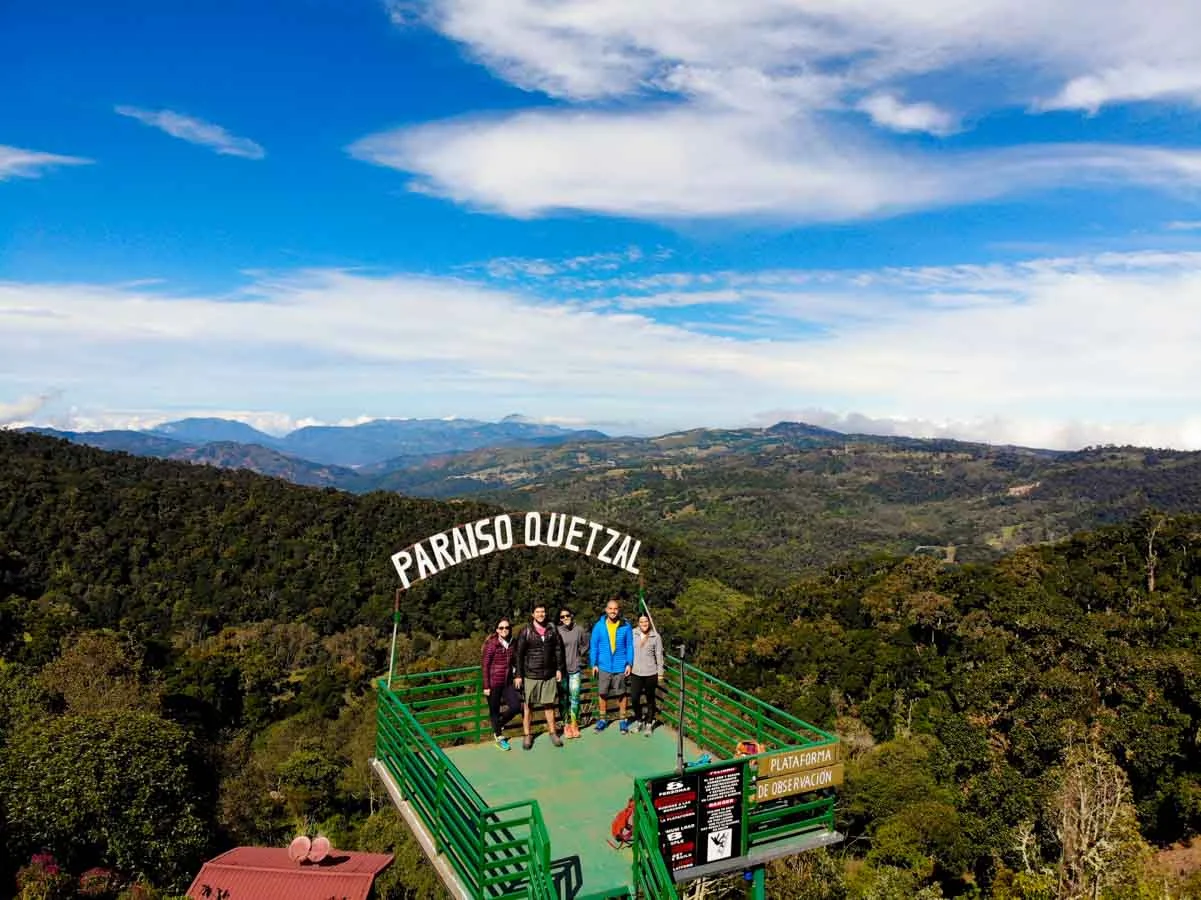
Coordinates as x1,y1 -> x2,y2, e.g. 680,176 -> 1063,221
567,722 -> 581,739
550,732 -> 563,747
629,721 -> 642,734
523,734 -> 534,751
495,735 -> 511,751
595,719 -> 608,732
643,722 -> 654,737
619,719 -> 630,735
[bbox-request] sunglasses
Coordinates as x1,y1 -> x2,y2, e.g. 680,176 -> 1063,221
560,614 -> 572,620
497,625 -> 511,631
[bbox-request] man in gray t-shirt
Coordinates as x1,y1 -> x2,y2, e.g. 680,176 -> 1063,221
556,608 -> 589,738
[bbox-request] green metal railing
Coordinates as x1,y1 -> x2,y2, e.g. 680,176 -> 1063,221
378,655 -> 839,900
376,673 -> 555,899
661,656 -> 836,756
659,656 -> 839,851
632,779 -> 677,900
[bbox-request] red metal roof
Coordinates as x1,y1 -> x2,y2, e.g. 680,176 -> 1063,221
186,846 -> 393,900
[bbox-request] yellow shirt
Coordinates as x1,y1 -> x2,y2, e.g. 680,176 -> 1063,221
607,619 -> 619,654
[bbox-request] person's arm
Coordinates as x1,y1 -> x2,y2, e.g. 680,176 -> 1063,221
513,630 -> 526,685
655,634 -> 665,678
589,624 -> 600,674
621,624 -> 633,675
555,631 -> 566,681
482,641 -> 494,695
579,630 -> 590,666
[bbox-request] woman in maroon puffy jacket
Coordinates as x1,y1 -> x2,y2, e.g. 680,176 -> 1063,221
482,617 -> 517,750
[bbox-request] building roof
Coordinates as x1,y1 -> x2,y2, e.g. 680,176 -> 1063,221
186,846 -> 394,900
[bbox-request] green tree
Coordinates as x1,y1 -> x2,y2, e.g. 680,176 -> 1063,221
353,808 -> 448,900
1,711 -> 211,886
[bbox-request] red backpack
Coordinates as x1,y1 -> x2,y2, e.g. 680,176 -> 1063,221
608,798 -> 635,848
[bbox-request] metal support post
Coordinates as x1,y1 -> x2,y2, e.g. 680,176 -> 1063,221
749,865 -> 766,900
677,643 -> 687,775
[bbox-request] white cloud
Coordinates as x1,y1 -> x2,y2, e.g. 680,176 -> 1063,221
747,408 -> 1201,452
0,145 -> 91,181
114,106 -> 265,159
0,392 -> 60,426
383,0 -> 423,27
1040,65 -> 1201,114
857,93 -> 958,136
359,0 -> 1201,221
7,250 -> 1201,447
416,0 -> 1201,108
607,289 -> 745,310
353,108 -> 1201,220
481,247 -> 644,280
11,408 -> 324,435
1166,220 -> 1201,231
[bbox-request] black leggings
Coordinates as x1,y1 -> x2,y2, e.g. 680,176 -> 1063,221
629,673 -> 659,723
488,685 -> 518,736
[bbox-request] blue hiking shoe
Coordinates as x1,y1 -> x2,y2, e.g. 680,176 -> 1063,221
595,719 -> 608,732
619,719 -> 630,735
494,735 -> 511,751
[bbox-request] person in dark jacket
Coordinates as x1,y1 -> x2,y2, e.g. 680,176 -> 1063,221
513,603 -> 566,750
481,617 -> 519,750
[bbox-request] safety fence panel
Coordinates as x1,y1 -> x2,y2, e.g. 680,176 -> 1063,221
631,779 -> 679,900
377,677 -> 555,899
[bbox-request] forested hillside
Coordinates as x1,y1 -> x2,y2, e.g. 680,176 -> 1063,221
461,433 -> 1201,582
0,432 -> 700,898
2,432 -> 1200,898
664,514 -> 1201,896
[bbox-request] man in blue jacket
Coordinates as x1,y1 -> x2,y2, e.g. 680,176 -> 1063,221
590,596 -> 634,733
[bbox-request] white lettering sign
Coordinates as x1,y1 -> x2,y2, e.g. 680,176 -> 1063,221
753,764 -> 845,803
761,743 -> 840,777
390,512 -> 642,590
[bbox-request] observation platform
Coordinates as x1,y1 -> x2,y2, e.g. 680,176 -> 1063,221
448,723 -> 703,899
372,658 -> 842,900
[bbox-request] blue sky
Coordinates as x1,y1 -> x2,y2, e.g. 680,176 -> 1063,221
4,0 -> 1201,447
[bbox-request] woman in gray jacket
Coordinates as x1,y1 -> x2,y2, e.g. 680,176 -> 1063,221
629,613 -> 664,735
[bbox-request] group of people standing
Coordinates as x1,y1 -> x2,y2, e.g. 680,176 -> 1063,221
480,596 -> 665,751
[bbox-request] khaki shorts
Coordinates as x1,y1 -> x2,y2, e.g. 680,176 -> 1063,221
598,670 -> 627,698
523,677 -> 558,708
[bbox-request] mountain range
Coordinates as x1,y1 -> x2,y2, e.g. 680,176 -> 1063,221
21,415 -> 607,485
375,422 -> 1201,581
19,415 -> 1201,582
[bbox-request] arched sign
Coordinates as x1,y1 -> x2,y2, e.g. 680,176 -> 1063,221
390,511 -> 642,591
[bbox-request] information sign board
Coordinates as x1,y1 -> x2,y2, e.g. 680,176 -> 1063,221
696,763 -> 744,865
650,772 -> 699,872
649,763 -> 747,875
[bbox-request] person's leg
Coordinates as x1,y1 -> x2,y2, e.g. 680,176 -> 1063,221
644,674 -> 659,729
522,699 -> 533,749
618,672 -> 630,733
489,688 -> 512,749
488,688 -> 505,736
569,672 -> 582,723
596,671 -> 611,730
628,674 -> 645,722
